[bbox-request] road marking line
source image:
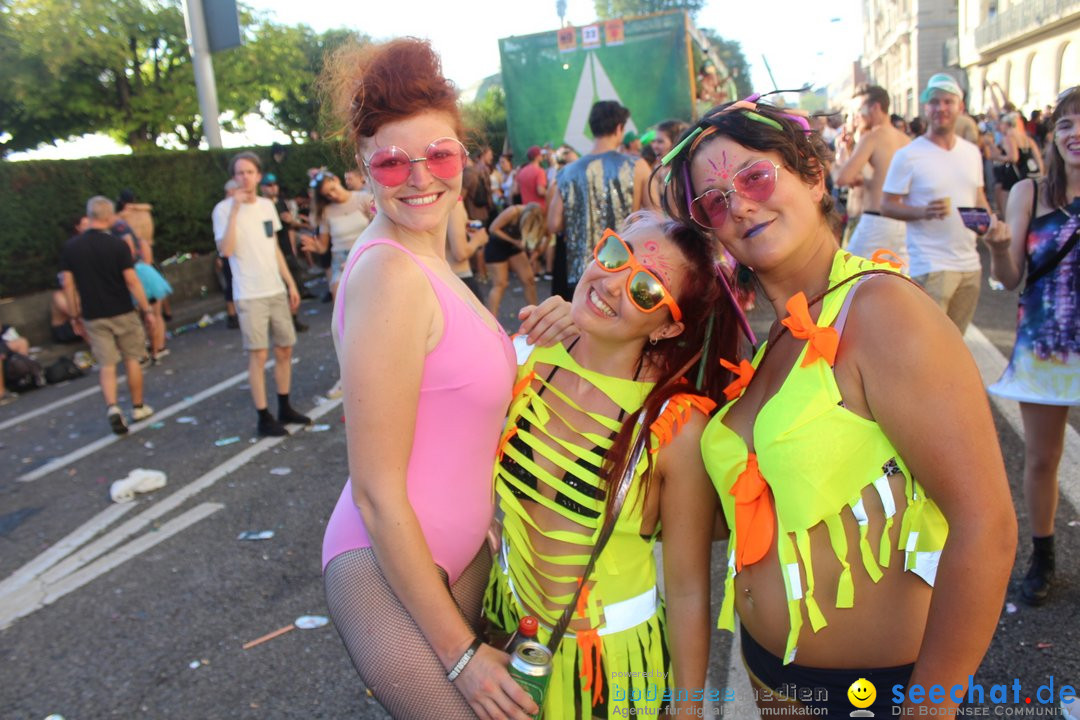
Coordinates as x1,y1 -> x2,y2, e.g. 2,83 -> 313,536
0,502 -> 224,630
0,378 -> 127,433
0,398 -> 342,621
17,362 -> 273,482
0,503 -> 136,598
964,325 -> 1080,508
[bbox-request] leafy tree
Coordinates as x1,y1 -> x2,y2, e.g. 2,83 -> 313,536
243,25 -> 366,142
462,84 -> 508,158
0,0 -> 360,156
700,30 -> 753,100
593,0 -> 705,20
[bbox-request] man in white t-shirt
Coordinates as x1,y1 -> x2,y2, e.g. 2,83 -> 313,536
882,73 -> 1002,333
213,151 -> 310,437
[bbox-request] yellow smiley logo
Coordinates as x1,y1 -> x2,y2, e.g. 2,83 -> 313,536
847,678 -> 876,709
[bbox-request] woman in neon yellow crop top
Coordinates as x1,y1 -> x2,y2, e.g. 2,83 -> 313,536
485,211 -> 744,719
659,97 -> 1017,716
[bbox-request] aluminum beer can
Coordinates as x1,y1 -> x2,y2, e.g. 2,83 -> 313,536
508,641 -> 552,719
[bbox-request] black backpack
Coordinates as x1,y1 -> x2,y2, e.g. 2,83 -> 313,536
3,353 -> 46,392
45,356 -> 85,384
471,168 -> 491,208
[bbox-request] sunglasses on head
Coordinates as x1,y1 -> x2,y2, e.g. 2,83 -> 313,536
593,229 -> 683,322
689,159 -> 780,229
309,170 -> 336,189
359,137 -> 468,188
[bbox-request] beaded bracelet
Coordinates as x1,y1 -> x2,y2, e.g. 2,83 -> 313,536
446,638 -> 483,682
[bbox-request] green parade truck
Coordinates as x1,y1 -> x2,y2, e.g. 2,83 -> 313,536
498,10 -> 730,160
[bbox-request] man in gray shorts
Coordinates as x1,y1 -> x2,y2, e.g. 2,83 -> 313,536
61,196 -> 157,435
213,151 -> 310,437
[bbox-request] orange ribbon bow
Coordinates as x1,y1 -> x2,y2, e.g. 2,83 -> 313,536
780,292 -> 839,367
870,248 -> 906,269
729,453 -> 775,572
719,358 -> 755,401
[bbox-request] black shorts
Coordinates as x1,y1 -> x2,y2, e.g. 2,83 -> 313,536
740,624 -> 914,718
52,321 -> 81,344
484,237 -> 523,264
993,163 -> 1022,191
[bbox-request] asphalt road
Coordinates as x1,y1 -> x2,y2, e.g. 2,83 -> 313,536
0,253 -> 1076,720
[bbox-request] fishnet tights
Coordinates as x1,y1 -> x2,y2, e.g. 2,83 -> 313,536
324,547 -> 491,719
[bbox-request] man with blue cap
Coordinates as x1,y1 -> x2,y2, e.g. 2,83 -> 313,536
882,73 -> 1005,333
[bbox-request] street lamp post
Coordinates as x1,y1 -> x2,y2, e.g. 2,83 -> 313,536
182,0 -> 223,149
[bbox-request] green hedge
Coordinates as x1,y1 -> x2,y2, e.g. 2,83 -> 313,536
0,141 -> 354,297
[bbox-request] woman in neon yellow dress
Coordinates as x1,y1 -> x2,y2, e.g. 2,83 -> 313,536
484,211 -> 744,719
660,98 -> 1016,716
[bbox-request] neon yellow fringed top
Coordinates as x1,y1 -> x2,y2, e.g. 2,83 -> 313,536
485,338 -> 714,719
701,251 -> 949,665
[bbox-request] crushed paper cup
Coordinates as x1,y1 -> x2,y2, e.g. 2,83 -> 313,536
110,469 -> 167,503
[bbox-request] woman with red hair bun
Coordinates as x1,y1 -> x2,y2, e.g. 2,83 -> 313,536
319,38 -> 571,719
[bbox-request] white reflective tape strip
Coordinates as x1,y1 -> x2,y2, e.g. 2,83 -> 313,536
851,498 -> 869,525
499,534 -> 511,573
599,586 -> 658,636
905,530 -> 920,553
874,475 -> 897,518
786,563 -> 803,601
513,335 -> 535,365
910,550 -> 941,586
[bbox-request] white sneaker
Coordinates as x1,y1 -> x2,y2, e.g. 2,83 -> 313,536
131,404 -> 155,422
107,405 -> 128,435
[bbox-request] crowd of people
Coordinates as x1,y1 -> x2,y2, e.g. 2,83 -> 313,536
2,36 -> 1076,719
303,34 -> 1077,720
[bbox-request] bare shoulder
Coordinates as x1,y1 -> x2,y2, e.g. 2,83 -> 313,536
1010,176 -> 1037,207
346,243 -> 429,299
843,272 -> 953,357
656,404 -> 710,477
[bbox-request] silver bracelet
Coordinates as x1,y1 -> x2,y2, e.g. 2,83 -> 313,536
446,638 -> 482,682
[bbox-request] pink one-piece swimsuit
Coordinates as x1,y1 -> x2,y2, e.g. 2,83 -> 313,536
321,238 -> 516,583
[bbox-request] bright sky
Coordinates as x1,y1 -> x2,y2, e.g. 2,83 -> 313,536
10,0 -> 863,160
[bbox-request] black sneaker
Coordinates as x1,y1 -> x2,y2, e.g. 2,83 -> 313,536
321,291 -> 333,303
293,318 -> 309,333
227,315 -> 240,330
279,406 -> 312,426
257,414 -> 289,437
1020,551 -> 1054,606
107,405 -> 129,435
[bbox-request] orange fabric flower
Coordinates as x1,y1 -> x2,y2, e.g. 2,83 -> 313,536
780,292 -> 839,367
720,358 -> 755,401
729,453 -> 774,571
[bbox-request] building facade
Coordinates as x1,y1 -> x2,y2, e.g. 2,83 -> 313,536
862,0 -> 961,120
957,0 -> 1080,116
